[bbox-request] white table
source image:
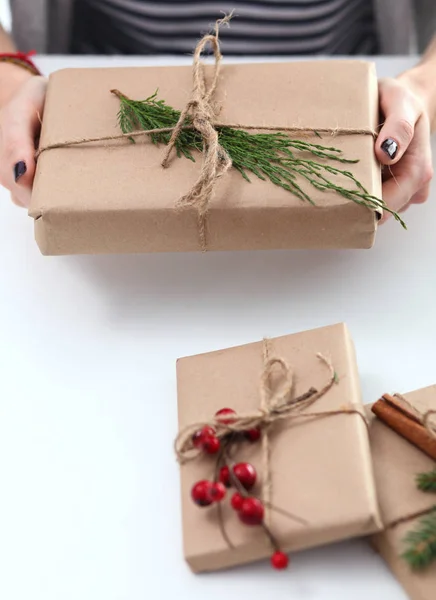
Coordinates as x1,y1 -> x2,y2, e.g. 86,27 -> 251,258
0,55 -> 432,600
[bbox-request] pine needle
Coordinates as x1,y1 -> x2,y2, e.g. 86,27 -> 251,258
402,508 -> 436,569
417,469 -> 436,493
114,90 -> 405,227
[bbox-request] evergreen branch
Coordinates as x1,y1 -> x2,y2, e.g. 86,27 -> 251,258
114,90 -> 406,227
417,469 -> 436,492
402,507 -> 436,569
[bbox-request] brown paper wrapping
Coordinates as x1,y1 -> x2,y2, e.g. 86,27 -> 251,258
369,385 -> 436,600
30,61 -> 381,255
176,323 -> 382,572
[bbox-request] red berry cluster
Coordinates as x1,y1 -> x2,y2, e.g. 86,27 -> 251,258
219,462 -> 257,489
192,425 -> 221,454
190,407 -> 289,571
191,408 -> 261,455
191,480 -> 226,506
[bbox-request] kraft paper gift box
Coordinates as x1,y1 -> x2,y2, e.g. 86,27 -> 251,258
30,60 -> 382,255
175,323 -> 382,572
369,386 -> 436,600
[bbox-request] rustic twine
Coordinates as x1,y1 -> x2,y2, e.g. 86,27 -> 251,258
388,506 -> 436,530
393,393 -> 436,440
175,339 -> 369,551
35,14 -> 377,250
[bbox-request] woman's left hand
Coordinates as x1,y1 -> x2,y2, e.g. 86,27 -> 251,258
376,74 -> 434,220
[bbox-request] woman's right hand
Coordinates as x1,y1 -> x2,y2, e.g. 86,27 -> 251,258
0,66 -> 47,208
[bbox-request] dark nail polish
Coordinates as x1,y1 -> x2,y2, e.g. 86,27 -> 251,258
14,161 -> 27,182
381,138 -> 398,159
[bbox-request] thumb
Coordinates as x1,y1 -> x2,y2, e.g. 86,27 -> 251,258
375,79 -> 421,166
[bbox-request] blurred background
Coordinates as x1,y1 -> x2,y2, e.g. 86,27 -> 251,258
416,0 -> 436,51
0,0 -> 435,54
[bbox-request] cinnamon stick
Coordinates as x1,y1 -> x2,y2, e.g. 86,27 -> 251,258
372,394 -> 436,461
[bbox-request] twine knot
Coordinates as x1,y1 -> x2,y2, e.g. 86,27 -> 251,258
174,349 -> 336,465
160,15 -> 233,249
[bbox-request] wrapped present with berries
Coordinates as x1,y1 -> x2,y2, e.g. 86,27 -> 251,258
369,388 -> 436,600
175,323 -> 383,572
30,17 -> 405,256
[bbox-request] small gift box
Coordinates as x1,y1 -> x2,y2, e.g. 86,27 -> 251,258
370,387 -> 436,600
29,21 -> 395,256
175,323 -> 382,572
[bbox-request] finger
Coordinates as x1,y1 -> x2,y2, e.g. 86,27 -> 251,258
382,185 -> 429,219
410,183 -> 431,205
379,199 -> 411,223
376,81 -> 421,166
381,117 -> 433,219
0,107 -> 40,207
399,202 -> 411,214
381,173 -> 415,220
10,194 -> 25,208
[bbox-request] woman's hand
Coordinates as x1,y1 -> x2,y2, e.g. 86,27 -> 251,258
376,74 -> 434,220
0,66 -> 47,208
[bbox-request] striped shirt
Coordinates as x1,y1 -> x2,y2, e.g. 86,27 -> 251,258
72,0 -> 379,55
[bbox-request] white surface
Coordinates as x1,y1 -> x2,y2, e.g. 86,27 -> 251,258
0,55 -> 432,600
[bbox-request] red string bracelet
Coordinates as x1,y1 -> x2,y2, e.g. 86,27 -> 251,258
0,50 -> 41,76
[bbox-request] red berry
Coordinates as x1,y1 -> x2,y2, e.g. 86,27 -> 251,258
192,430 -> 204,449
271,551 -> 289,570
245,427 -> 261,442
238,497 -> 264,525
191,481 -> 213,507
192,425 -> 215,449
233,462 -> 257,490
203,434 -> 221,454
209,482 -> 226,502
215,408 -> 236,425
219,465 -> 231,487
231,492 -> 244,511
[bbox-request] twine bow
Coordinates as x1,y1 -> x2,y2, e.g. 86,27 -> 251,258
174,348 -> 338,465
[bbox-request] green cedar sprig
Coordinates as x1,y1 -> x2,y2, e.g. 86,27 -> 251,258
417,469 -> 436,493
402,468 -> 436,569
114,90 -> 405,227
402,506 -> 436,570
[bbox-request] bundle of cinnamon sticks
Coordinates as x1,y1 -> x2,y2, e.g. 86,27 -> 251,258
372,394 -> 436,460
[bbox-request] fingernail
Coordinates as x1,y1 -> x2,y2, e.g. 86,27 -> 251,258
14,161 -> 27,182
381,138 -> 398,159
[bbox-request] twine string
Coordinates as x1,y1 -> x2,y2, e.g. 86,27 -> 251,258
393,393 -> 436,440
388,506 -> 436,530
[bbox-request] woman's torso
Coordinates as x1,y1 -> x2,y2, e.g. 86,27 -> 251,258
72,0 -> 379,55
